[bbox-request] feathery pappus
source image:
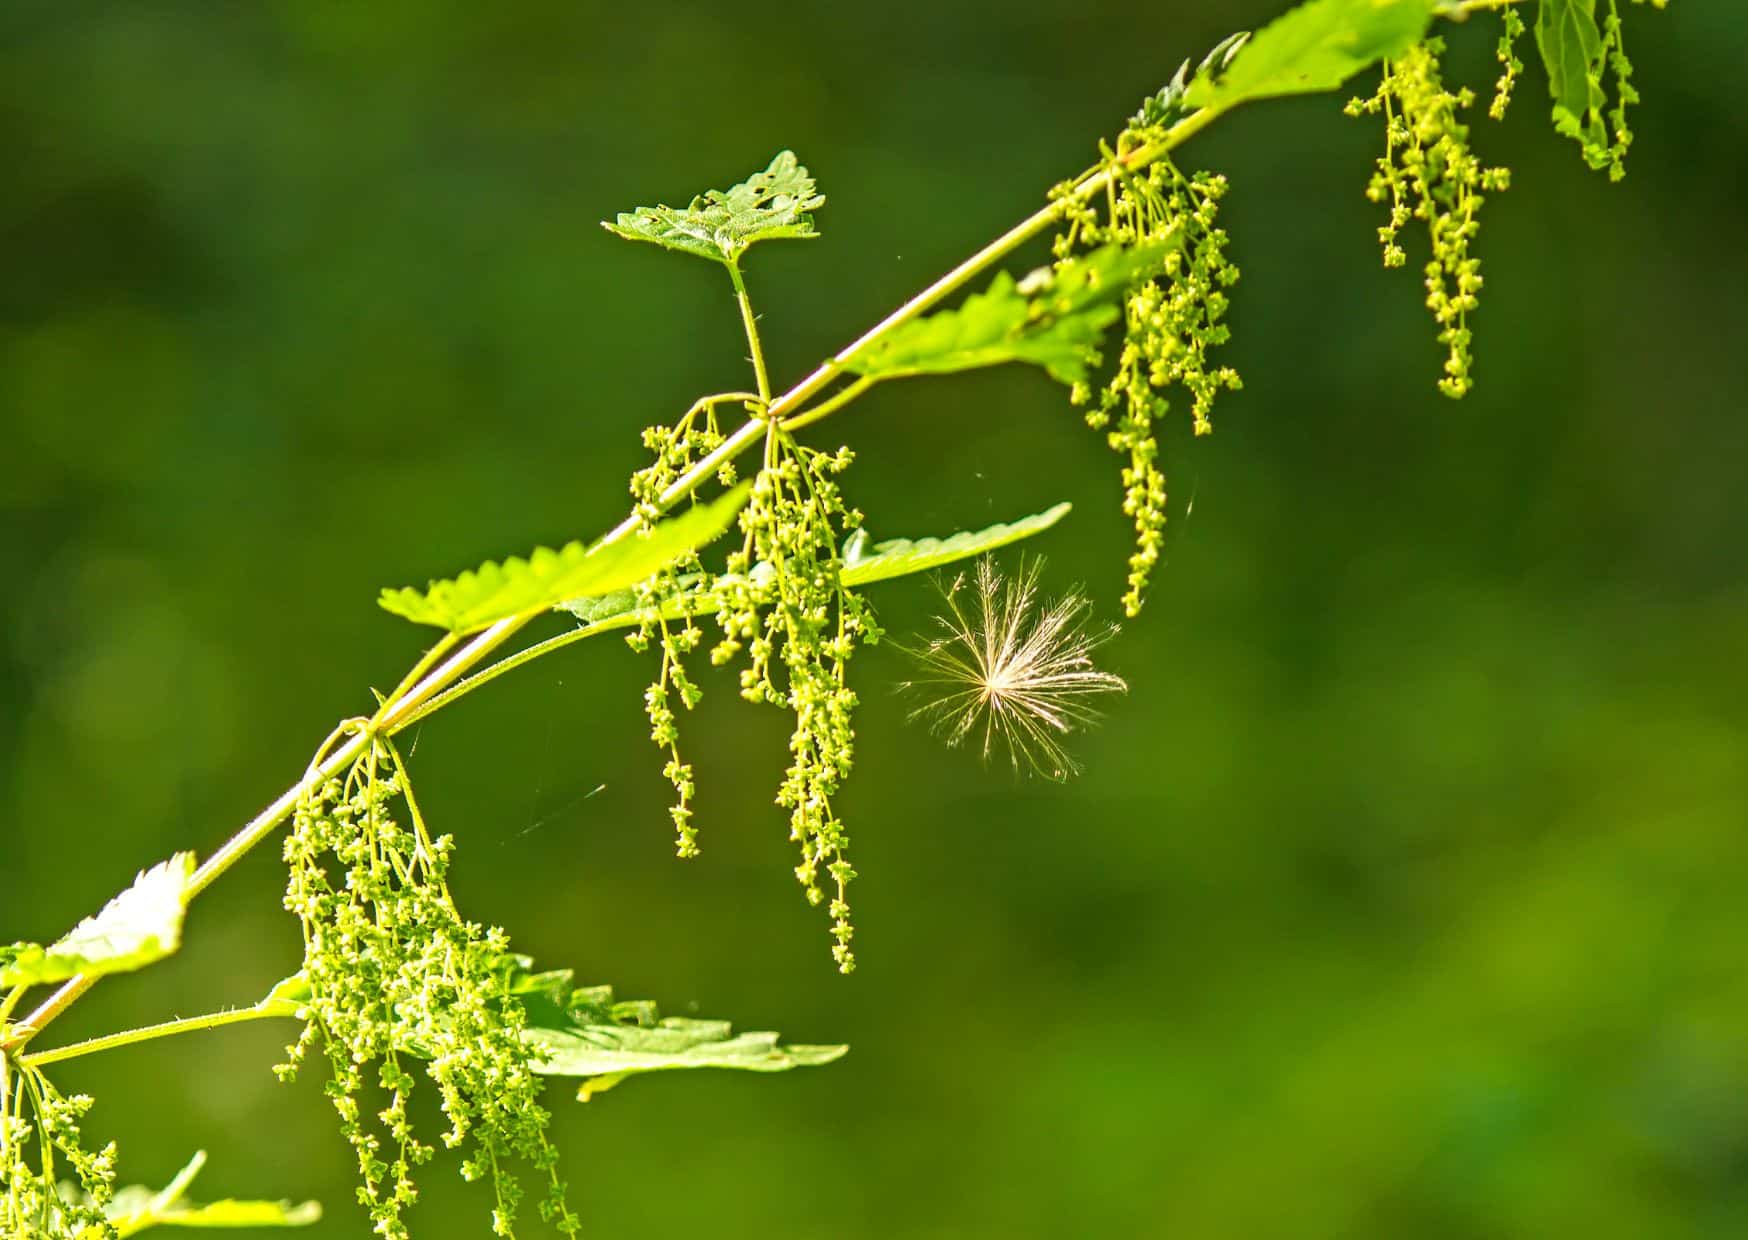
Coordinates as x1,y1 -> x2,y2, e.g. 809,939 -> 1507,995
902,556 -> 1126,780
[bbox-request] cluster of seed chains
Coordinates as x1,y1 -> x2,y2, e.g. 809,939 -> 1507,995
279,729 -> 576,1238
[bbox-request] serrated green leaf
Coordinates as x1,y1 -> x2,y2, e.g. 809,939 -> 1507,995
603,150 -> 823,265
1534,0 -> 1607,145
844,243 -> 1172,385
1,854 -> 194,990
103,1151 -> 321,1237
507,964 -> 845,1101
552,504 -> 1071,634
840,502 -> 1074,587
1185,0 -> 1439,110
378,483 -> 750,633
1130,31 -> 1251,130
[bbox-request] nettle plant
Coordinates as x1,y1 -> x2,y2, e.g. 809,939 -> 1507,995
1,0 -> 1668,1235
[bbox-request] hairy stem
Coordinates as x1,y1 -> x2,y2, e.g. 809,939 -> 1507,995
4,99 -> 1229,1054
1443,0 -> 1533,15
781,376 -> 877,432
727,260 -> 774,403
19,1001 -> 296,1070
390,615 -> 646,733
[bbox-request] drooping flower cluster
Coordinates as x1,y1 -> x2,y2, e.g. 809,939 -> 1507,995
1490,7 -> 1526,121
279,733 -> 576,1239
626,391 -> 878,970
628,392 -> 748,523
714,430 -> 878,973
1347,38 -> 1511,399
1586,0 -> 1646,180
1052,140 -> 1241,616
0,1064 -> 117,1240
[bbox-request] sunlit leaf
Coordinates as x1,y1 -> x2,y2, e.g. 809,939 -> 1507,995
603,150 -> 823,265
1,854 -> 194,990
378,483 -> 750,633
840,502 -> 1074,587
1185,0 -> 1438,110
507,961 -> 845,1101
845,243 -> 1172,385
103,1151 -> 321,1236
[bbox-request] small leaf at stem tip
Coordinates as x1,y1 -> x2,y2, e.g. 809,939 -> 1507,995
0,852 -> 195,990
603,150 -> 824,265
1130,30 -> 1251,131
1184,0 -> 1440,110
378,482 -> 751,633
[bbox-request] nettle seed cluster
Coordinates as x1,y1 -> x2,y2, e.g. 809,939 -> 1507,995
1343,1 -> 1664,398
1347,37 -> 1511,398
1055,139 -> 1241,617
725,434 -> 876,972
279,732 -> 576,1239
631,415 -> 877,972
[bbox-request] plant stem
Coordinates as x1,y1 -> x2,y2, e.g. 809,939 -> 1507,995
1445,0 -> 1529,15
3,100 -> 1228,1054
390,616 -> 644,733
19,1000 -> 296,1070
727,260 -> 773,403
380,632 -> 462,712
781,376 -> 877,432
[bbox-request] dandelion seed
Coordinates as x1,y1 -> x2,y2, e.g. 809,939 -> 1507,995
902,556 -> 1126,780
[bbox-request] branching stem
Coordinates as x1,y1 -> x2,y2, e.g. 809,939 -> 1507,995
4,98 -> 1229,1054
781,376 -> 877,432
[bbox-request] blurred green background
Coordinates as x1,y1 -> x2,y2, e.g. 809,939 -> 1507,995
4,1 -> 1746,1236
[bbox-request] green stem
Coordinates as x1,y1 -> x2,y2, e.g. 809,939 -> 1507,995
780,376 -> 878,432
379,632 -> 462,714
762,103 -> 1225,425
1445,0 -> 1530,14
4,99 -> 1231,1055
19,1001 -> 296,1070
727,260 -> 773,403
390,617 -> 642,733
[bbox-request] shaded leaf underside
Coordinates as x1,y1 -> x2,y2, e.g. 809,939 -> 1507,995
1535,0 -> 1608,144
